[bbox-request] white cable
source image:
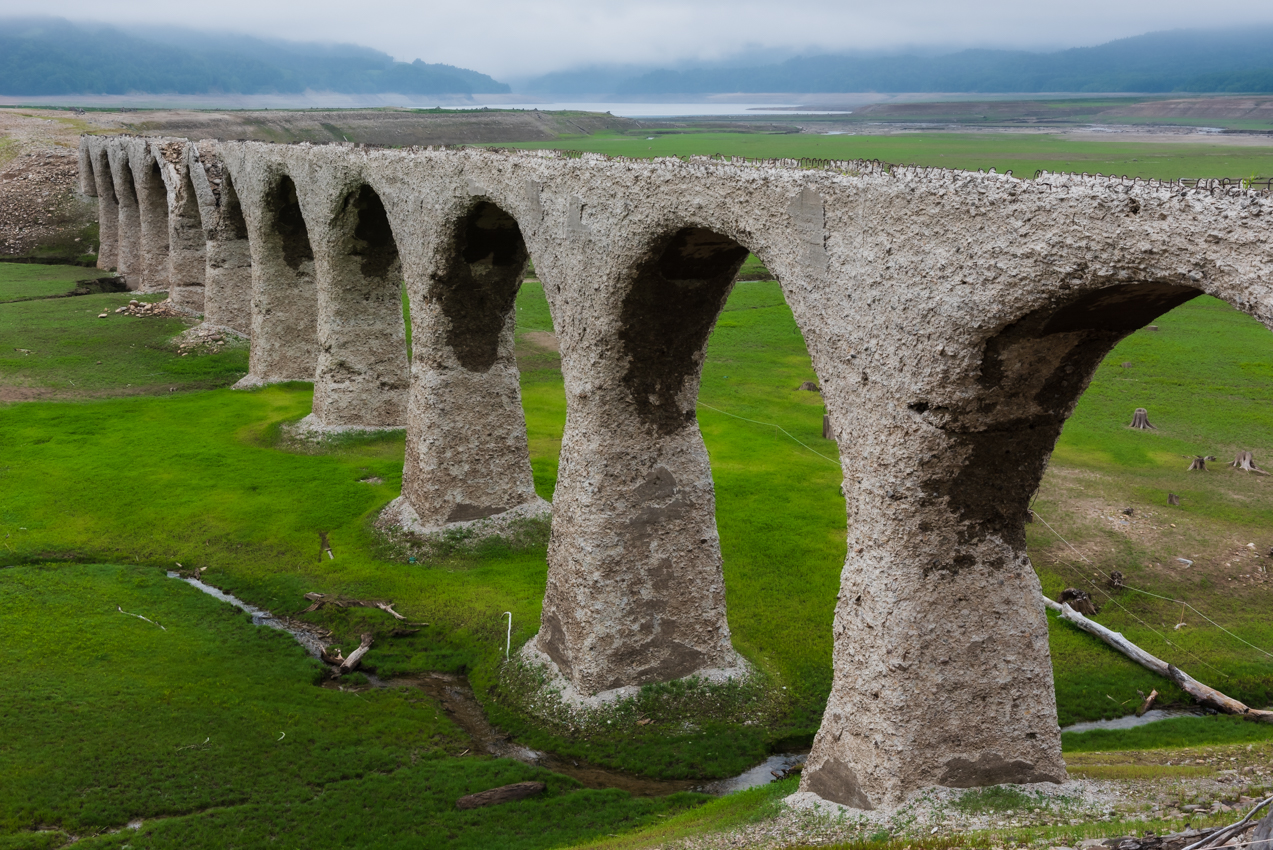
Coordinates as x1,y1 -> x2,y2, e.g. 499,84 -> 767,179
697,402 -> 840,466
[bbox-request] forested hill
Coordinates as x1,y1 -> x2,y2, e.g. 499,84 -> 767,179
0,18 -> 509,96
539,27 -> 1273,94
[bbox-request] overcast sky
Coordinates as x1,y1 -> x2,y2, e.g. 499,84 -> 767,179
8,0 -> 1273,79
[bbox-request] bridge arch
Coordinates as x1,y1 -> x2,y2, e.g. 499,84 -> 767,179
396,197 -> 548,530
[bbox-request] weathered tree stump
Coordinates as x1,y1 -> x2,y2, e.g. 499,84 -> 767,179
1186,455 -> 1215,471
1230,451 -> 1268,474
1108,570 -> 1125,590
797,380 -> 820,392
1057,587 -> 1098,616
1121,361 -> 1133,369
1129,408 -> 1156,430
456,781 -> 546,810
1168,492 -> 1181,506
822,415 -> 833,440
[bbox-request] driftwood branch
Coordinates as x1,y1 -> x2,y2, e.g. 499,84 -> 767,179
1136,689 -> 1158,717
1043,598 -> 1273,724
299,592 -> 407,620
456,782 -> 546,810
321,633 -> 374,678
1181,794 -> 1273,850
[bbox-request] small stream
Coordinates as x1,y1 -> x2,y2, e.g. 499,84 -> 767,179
1061,708 -> 1207,735
168,571 -> 805,797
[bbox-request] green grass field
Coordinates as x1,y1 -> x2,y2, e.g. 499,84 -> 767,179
504,131 -> 1273,181
5,124 -> 1273,847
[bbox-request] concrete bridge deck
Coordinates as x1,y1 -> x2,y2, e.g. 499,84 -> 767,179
79,133 -> 1273,810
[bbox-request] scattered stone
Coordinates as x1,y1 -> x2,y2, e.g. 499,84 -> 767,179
797,380 -> 820,391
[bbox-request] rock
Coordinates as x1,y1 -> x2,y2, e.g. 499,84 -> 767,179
97,312 -> 108,318
797,380 -> 820,391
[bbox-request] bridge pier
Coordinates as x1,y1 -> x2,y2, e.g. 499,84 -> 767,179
108,149 -> 141,288
137,156 -> 171,293
238,174 -> 318,387
308,184 -> 409,430
532,226 -> 749,694
193,151 -> 253,337
395,199 -> 546,530
161,146 -> 207,313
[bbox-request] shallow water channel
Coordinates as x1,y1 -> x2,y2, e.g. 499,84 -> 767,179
168,571 -> 806,796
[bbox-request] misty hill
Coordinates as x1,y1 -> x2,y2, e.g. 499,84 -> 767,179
529,28 -> 1273,94
0,18 -> 509,96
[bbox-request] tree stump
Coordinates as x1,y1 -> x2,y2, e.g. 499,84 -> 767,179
1129,408 -> 1156,430
1168,492 -> 1181,506
822,415 -> 833,440
1186,455 -> 1215,471
797,380 -> 820,392
456,781 -> 546,810
1108,570 -> 1125,590
1057,588 -> 1098,616
1121,361 -> 1133,369
1230,451 -> 1268,474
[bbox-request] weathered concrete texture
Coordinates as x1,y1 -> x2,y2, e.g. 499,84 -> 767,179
106,146 -> 141,287
190,143 -> 252,336
137,153 -> 172,293
86,147 -> 118,271
310,182 -> 409,428
237,172 -> 319,386
402,196 -> 543,528
78,136 -> 1273,809
157,141 -> 206,312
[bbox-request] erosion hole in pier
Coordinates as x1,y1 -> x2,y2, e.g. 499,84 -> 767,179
620,226 -> 750,436
433,201 -> 529,373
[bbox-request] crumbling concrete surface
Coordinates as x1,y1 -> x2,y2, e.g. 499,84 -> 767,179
79,134 -> 1273,809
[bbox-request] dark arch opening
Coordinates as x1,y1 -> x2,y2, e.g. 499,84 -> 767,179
340,184 -> 399,279
434,201 -> 528,372
270,175 -> 314,271
619,227 -> 749,435
218,172 -> 248,240
948,281 -> 1203,547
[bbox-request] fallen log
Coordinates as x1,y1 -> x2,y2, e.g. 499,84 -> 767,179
1043,598 -> 1273,724
299,592 -> 407,620
336,633 -> 374,676
456,781 -> 546,810
1181,794 -> 1273,850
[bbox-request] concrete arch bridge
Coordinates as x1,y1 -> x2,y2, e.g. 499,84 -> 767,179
78,134 -> 1273,810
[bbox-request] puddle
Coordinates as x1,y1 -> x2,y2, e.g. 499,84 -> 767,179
168,570 -> 803,796
1061,708 -> 1207,735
